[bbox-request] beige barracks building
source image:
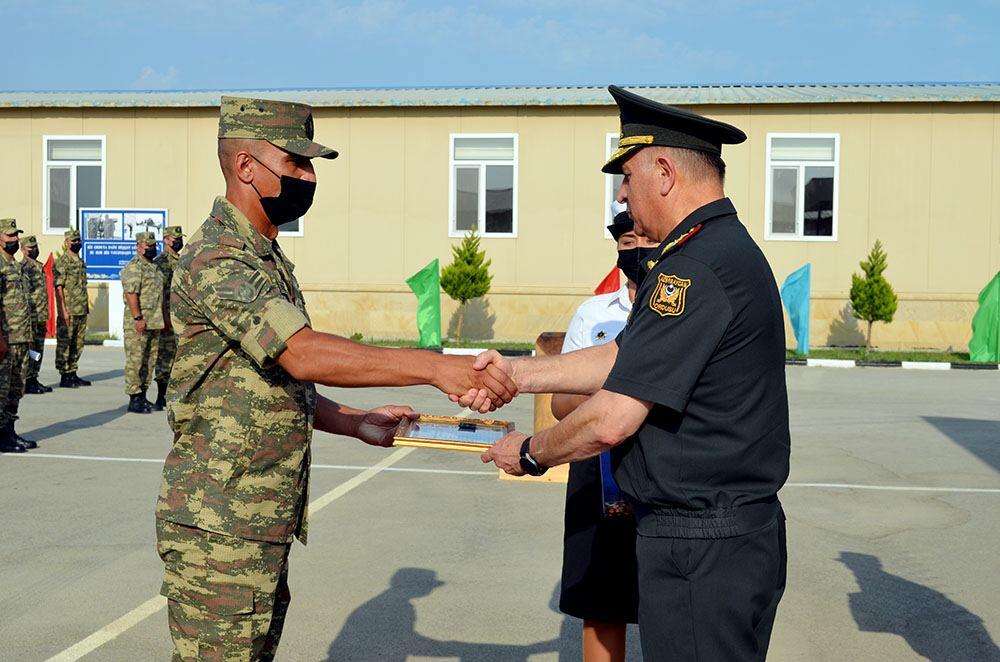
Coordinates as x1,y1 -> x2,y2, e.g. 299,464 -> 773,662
1,83 -> 998,350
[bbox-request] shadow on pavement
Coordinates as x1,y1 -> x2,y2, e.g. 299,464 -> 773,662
923,416 -> 1000,473
326,570 -> 590,661
839,552 -> 999,661
75,368 -> 125,383
24,405 -> 128,441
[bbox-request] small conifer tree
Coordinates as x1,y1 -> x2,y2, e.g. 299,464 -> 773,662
849,239 -> 898,352
440,228 -> 492,343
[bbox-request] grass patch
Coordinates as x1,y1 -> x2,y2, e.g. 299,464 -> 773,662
85,333 -> 116,343
365,338 -> 536,351
787,348 -> 982,363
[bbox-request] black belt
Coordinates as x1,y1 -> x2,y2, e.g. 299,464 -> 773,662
633,497 -> 782,539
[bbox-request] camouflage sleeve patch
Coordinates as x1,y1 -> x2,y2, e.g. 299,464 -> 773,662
191,253 -> 307,368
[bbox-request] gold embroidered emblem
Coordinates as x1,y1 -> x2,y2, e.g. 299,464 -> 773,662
649,273 -> 691,317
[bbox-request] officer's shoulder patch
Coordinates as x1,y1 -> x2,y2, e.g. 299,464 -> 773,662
214,271 -> 266,303
649,273 -> 691,317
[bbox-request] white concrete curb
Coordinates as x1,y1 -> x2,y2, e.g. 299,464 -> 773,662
900,361 -> 951,370
102,339 -> 124,348
805,358 -> 856,368
441,347 -> 483,356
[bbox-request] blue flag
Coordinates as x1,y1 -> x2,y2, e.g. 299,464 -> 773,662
781,264 -> 811,355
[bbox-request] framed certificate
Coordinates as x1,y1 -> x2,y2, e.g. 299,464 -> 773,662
393,415 -> 515,453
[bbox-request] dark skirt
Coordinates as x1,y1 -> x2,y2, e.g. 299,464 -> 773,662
559,456 -> 639,623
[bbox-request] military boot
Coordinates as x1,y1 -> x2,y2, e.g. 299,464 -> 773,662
72,372 -> 92,386
60,373 -> 78,388
25,378 -> 47,395
7,421 -> 37,449
0,424 -> 26,453
154,381 -> 167,411
128,394 -> 151,414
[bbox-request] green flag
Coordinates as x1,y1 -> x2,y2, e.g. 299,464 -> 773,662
969,271 -> 1000,363
406,259 -> 442,347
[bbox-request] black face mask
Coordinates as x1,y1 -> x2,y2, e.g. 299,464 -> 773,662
250,155 -> 315,227
617,246 -> 661,288
171,239 -> 184,252
69,241 -> 82,253
3,240 -> 19,255
143,246 -> 157,259
26,248 -> 39,260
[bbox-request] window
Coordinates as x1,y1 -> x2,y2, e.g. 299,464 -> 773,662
449,134 -> 517,237
277,218 -> 303,236
43,136 -> 106,234
604,133 -> 625,238
765,134 -> 839,241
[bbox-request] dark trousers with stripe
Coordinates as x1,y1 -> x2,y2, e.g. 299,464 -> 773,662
636,514 -> 787,661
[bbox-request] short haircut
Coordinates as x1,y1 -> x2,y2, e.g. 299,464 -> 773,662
658,146 -> 726,184
217,138 -> 259,180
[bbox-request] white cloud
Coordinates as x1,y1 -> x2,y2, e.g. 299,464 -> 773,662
132,65 -> 179,89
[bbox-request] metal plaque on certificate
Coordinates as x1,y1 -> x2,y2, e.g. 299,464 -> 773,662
393,415 -> 514,453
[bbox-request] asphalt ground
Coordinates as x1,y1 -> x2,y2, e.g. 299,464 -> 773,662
1,347 -> 998,661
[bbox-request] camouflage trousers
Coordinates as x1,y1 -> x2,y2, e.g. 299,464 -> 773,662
27,322 -> 47,382
56,314 -> 87,375
124,324 -> 161,395
0,342 -> 30,426
156,520 -> 291,662
155,331 -> 178,386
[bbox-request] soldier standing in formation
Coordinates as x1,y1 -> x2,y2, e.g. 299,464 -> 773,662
121,232 -> 169,414
21,235 -> 53,394
54,229 -> 91,388
152,225 -> 183,410
0,219 -> 37,452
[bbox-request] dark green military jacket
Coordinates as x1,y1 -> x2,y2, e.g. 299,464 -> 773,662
121,254 -> 166,329
54,251 -> 89,316
20,258 -> 49,328
0,253 -> 34,343
156,197 -> 315,544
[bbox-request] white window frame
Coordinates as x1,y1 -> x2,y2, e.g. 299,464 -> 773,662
42,135 -> 107,236
604,132 -> 623,239
764,132 -> 839,242
277,217 -> 304,237
448,133 -> 518,238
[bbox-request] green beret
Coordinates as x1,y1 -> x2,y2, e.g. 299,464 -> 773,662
218,96 -> 338,160
135,232 -> 157,243
22,235 -> 38,247
602,85 -> 747,174
0,218 -> 23,235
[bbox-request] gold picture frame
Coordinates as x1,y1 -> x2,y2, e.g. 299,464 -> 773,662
393,414 -> 515,453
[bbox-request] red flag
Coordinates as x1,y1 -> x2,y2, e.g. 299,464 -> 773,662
44,253 -> 56,338
594,265 -> 620,295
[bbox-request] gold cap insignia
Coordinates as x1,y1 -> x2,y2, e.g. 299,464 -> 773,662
649,273 -> 691,317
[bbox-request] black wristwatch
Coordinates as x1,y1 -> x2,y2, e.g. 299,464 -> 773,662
133,314 -> 144,321
519,436 -> 547,476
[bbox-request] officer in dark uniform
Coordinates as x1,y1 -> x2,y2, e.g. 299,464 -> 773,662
477,85 -> 790,661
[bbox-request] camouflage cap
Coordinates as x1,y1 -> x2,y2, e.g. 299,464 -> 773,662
0,218 -> 23,235
218,96 -> 338,160
164,225 -> 185,238
135,231 -> 157,243
22,235 -> 38,247
65,229 -> 81,241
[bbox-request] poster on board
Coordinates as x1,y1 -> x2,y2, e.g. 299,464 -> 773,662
79,208 -> 168,280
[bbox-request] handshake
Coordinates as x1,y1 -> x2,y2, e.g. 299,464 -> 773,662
438,350 -> 518,414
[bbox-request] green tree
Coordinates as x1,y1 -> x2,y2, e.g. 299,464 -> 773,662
849,239 -> 898,352
440,229 -> 492,343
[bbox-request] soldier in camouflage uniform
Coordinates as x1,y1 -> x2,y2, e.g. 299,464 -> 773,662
155,96 -> 515,661
122,232 -> 168,414
152,225 -> 184,410
0,219 -> 37,452
54,229 -> 91,388
21,236 -> 53,394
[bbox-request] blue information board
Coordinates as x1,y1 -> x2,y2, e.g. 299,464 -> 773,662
79,208 -> 168,280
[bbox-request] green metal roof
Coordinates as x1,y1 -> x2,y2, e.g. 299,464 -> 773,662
1,83 -> 997,109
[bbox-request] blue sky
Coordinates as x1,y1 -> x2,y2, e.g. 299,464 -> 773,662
2,0 -> 998,91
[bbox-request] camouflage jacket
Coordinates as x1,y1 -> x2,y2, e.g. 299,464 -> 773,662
20,258 -> 50,328
54,251 -> 89,316
153,249 -> 179,291
157,197 -> 315,544
121,254 -> 166,330
0,254 -> 34,343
